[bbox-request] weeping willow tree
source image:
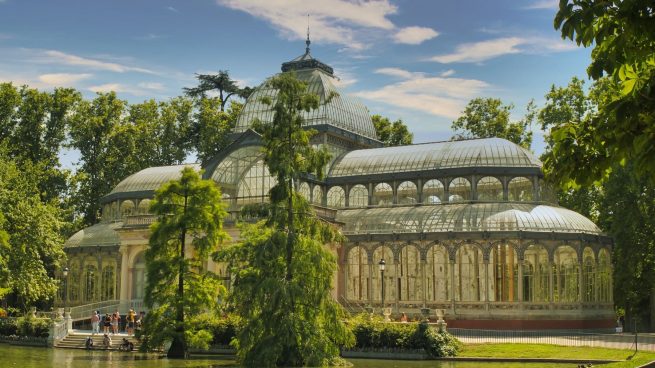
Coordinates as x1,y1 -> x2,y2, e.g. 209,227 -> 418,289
142,167 -> 229,358
215,73 -> 353,367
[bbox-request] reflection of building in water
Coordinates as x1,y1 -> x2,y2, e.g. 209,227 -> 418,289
59,40 -> 613,329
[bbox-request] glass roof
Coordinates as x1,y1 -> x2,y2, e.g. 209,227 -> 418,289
234,69 -> 377,140
64,222 -> 122,248
328,138 -> 541,177
336,203 -> 602,235
108,164 -> 201,196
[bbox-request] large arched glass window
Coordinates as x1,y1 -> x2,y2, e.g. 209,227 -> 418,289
84,264 -> 98,303
312,185 -> 323,205
398,245 -> 421,301
373,183 -> 393,206
372,246 -> 395,303
449,177 -> 471,202
346,246 -> 370,302
349,185 -> 368,207
523,245 -> 549,302
598,249 -> 611,302
455,244 -> 484,301
137,199 -> 151,214
554,245 -> 578,303
298,182 -> 311,201
490,243 -> 518,302
477,176 -> 503,201
423,179 -> 444,204
508,177 -> 533,201
101,265 -> 115,301
397,181 -> 418,205
120,200 -> 135,218
426,244 -> 449,302
237,159 -> 276,206
582,247 -> 596,302
327,186 -> 345,208
132,252 -> 147,300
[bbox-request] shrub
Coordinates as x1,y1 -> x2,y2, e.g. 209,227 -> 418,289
16,316 -> 50,338
0,318 -> 18,336
189,313 -> 240,346
348,314 -> 460,358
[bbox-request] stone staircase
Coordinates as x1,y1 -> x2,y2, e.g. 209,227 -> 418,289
55,331 -> 141,351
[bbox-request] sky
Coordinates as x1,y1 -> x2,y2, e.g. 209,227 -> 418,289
0,0 -> 592,160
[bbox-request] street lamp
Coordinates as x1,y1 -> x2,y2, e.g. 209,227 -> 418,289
62,267 -> 69,313
378,259 -> 385,309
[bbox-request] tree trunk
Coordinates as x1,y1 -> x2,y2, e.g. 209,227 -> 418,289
169,192 -> 188,358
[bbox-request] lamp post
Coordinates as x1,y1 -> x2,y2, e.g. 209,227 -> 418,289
62,267 -> 69,313
378,259 -> 385,309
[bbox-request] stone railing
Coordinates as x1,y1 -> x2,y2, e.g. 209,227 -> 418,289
123,214 -> 156,228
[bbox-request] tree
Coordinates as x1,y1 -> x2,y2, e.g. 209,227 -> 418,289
371,114 -> 413,146
451,97 -> 534,149
215,73 -> 353,367
184,70 -> 252,111
142,167 -> 229,358
194,98 -> 243,163
551,0 -> 655,186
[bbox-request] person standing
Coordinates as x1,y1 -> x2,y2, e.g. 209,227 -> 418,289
111,312 -> 119,335
91,311 -> 100,335
103,313 -> 111,334
126,309 -> 136,336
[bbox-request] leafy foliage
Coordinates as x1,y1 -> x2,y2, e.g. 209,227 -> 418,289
215,72 -> 353,367
348,314 -> 460,358
184,70 -> 252,111
552,0 -> 655,185
141,167 -> 229,357
451,97 -> 534,149
371,114 -> 413,146
193,99 -> 243,163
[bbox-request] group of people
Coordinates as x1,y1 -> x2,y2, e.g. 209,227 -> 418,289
90,309 -> 144,336
84,335 -> 134,351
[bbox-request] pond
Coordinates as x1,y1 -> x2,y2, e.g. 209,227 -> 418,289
0,345 -> 579,368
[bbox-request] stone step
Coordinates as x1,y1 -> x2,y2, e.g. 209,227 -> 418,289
56,332 -> 140,351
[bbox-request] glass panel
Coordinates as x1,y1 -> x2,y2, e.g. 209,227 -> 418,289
426,244 -> 449,301
523,245 -> 549,302
582,247 -> 596,302
349,185 -> 368,208
490,243 -> 518,302
477,176 -> 503,201
598,249 -> 611,302
346,246 -> 370,302
69,262 -> 80,302
137,199 -> 151,214
327,186 -> 345,208
373,183 -> 393,206
398,245 -> 421,301
371,246 -> 394,303
312,185 -> 323,205
101,265 -> 115,301
298,182 -> 311,201
554,245 -> 578,303
449,177 -> 471,202
423,179 -> 444,204
84,264 -> 98,303
508,177 -> 533,201
397,181 -> 418,205
455,244 -> 483,301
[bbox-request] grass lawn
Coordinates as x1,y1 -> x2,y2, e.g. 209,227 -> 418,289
460,343 -> 655,367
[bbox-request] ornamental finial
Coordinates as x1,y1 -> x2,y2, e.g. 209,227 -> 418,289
305,14 -> 311,54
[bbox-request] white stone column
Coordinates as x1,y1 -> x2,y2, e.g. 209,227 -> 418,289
119,245 -> 129,301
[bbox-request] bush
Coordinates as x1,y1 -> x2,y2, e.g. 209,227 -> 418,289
189,313 -> 240,346
0,318 -> 18,336
348,314 -> 460,358
16,316 -> 50,338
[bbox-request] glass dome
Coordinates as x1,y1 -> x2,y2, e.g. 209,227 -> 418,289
64,222 -> 122,248
234,69 -> 377,140
105,164 -> 201,200
328,137 -> 541,177
336,203 -> 602,235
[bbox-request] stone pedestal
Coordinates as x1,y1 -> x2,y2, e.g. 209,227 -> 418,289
64,312 -> 72,330
383,307 -> 392,322
435,308 -> 447,332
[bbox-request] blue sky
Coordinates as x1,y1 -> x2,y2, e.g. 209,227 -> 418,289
0,0 -> 591,157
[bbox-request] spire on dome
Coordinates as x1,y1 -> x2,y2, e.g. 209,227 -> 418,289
280,16 -> 334,76
305,14 -> 311,55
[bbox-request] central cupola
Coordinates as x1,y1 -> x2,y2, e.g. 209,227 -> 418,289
281,32 -> 334,76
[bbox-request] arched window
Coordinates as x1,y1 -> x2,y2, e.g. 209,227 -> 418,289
132,253 -> 147,300
477,176 -> 503,201
523,245 -> 549,302
312,185 -> 323,205
298,182 -> 311,201
327,186 -> 345,208
449,177 -> 471,202
101,265 -> 116,301
398,245 -> 420,301
598,249 -> 611,302
120,200 -> 135,218
137,199 -> 151,214
423,179 -> 444,204
426,244 -> 449,302
490,243 -> 518,302
508,177 -> 533,201
397,181 -> 417,205
349,185 -> 368,207
84,264 -> 98,303
346,246 -> 369,302
237,159 -> 276,206
554,245 -> 578,303
373,183 -> 393,206
372,246 -> 395,303
582,247 -> 596,302
455,244 -> 484,301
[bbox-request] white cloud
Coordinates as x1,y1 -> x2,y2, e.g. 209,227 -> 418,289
356,68 -> 488,118
137,82 -> 165,91
89,83 -> 150,96
134,33 -> 164,41
430,36 -> 575,64
166,6 -> 179,13
38,73 -> 92,86
524,0 -> 558,10
39,50 -> 155,74
440,69 -> 455,77
393,26 -> 438,45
